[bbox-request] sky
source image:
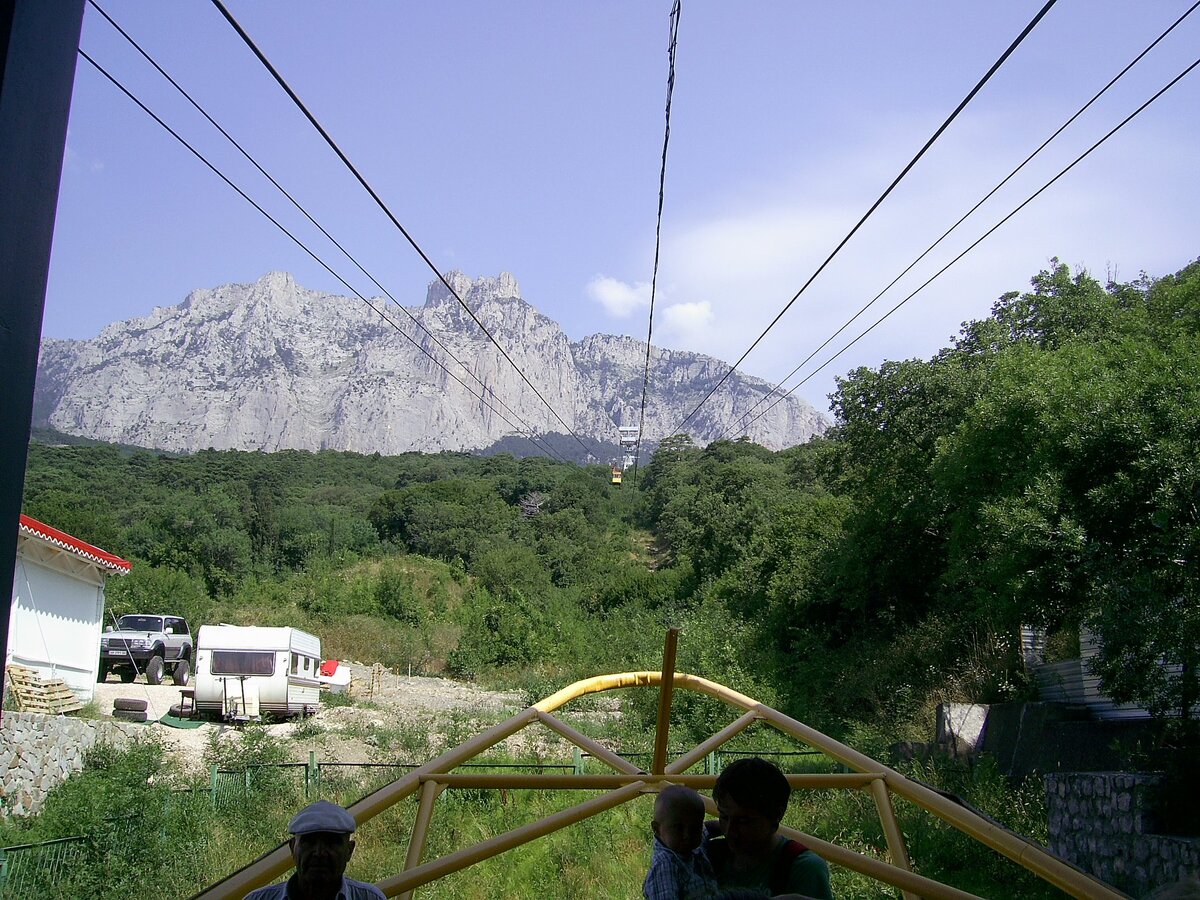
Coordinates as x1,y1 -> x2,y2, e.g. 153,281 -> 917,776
45,1 -> 1200,420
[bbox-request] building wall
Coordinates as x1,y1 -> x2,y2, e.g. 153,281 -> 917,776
1046,772 -> 1200,897
0,711 -> 137,818
8,554 -> 105,701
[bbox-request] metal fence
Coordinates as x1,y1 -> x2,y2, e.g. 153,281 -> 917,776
0,835 -> 88,898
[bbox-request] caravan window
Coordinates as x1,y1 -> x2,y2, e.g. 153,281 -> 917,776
291,654 -> 299,675
211,650 -> 275,676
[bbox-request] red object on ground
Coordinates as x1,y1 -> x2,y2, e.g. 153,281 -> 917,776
319,659 -> 339,677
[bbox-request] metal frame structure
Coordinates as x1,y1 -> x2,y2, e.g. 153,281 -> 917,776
197,631 -> 1128,899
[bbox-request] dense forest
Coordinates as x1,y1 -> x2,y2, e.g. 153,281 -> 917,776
21,259 -> 1199,739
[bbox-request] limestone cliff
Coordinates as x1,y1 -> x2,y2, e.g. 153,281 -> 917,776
35,272 -> 827,457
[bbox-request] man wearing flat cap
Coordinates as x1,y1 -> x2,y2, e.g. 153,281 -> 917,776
244,800 -> 386,900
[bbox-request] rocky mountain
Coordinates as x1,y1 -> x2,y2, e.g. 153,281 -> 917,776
34,272 -> 828,458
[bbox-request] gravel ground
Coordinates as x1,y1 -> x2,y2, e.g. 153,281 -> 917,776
91,663 -> 536,774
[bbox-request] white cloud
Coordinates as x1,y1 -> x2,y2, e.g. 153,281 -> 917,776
646,110 -> 1200,412
660,300 -> 714,345
586,275 -> 650,317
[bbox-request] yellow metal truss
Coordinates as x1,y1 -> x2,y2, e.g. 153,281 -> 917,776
195,632 -> 1127,899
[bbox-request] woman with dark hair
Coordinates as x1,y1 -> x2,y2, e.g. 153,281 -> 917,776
705,758 -> 833,899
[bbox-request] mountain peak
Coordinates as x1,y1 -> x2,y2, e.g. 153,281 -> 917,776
425,271 -> 522,307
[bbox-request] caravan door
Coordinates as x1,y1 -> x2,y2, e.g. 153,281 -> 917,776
210,648 -> 274,720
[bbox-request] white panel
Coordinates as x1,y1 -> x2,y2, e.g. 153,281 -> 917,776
9,559 -> 103,701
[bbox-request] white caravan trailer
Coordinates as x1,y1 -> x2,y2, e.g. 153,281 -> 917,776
194,625 -> 321,720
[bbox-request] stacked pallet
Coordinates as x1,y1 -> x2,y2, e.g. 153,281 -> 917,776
4,665 -> 84,715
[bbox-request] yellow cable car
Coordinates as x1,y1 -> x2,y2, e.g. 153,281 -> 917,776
611,466 -> 623,485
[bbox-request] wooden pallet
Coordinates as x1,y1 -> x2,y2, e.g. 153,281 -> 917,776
5,664 -> 85,714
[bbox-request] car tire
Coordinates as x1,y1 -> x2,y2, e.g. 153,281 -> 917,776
97,668 -> 108,683
172,658 -> 191,686
145,655 -> 165,686
168,703 -> 191,718
113,708 -> 148,723
118,669 -> 136,683
113,697 -> 149,712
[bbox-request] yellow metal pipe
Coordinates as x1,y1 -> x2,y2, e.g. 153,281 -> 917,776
195,706 -> 541,899
537,673 -> 1124,900
535,710 -> 643,774
869,777 -> 917,900
532,671 -> 666,712
349,706 -> 540,819
696,793 -> 981,900
651,628 -> 680,775
666,708 -> 760,775
737,700 -> 1128,900
376,782 -> 647,897
199,669 -> 1127,900
415,773 -> 882,790
774,823 -> 985,900
398,780 -> 441,900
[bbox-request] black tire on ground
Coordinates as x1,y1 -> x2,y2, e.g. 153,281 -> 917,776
113,708 -> 148,723
113,697 -> 149,712
168,703 -> 189,718
145,655 -> 164,685
118,668 -> 136,683
172,658 -> 191,686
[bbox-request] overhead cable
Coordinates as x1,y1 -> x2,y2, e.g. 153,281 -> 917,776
669,0 -> 1059,441
86,0 -> 552,449
629,0 -> 681,486
210,0 -> 595,456
731,52 -> 1200,437
77,49 -> 567,463
720,0 -> 1200,441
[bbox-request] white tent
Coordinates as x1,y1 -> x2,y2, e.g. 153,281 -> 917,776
7,515 -> 131,702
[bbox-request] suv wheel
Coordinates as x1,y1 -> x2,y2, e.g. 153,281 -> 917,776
119,668 -> 136,683
145,655 -> 165,685
172,658 -> 191,686
97,667 -> 107,683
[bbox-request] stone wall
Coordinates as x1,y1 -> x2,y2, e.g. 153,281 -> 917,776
0,711 -> 139,818
1047,772 -> 1200,897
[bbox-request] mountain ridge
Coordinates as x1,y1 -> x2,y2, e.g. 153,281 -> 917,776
34,272 -> 828,458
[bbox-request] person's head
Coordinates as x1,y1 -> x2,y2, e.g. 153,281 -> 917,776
287,800 -> 359,896
712,757 -> 790,858
652,784 -> 706,854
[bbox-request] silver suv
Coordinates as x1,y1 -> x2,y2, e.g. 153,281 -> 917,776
99,614 -> 193,685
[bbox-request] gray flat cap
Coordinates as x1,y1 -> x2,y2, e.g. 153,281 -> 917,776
288,800 -> 357,835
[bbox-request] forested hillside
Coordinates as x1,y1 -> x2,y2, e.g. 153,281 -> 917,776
22,259 -> 1199,737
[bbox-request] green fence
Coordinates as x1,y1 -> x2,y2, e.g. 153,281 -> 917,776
0,835 -> 87,898
209,761 -> 311,810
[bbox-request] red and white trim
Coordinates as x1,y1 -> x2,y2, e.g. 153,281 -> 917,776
18,514 -> 132,574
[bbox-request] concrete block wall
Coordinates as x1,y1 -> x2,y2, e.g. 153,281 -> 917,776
0,711 -> 139,818
1047,772 -> 1200,897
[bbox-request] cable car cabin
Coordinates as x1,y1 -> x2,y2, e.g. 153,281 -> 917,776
611,466 -> 623,485
194,624 -> 321,721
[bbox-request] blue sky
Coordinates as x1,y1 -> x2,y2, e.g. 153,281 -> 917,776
46,1 -> 1200,416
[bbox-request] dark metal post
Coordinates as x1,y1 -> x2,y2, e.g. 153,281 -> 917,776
0,0 -> 86,706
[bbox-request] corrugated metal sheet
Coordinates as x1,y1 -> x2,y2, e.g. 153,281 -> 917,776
1026,627 -> 1161,721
